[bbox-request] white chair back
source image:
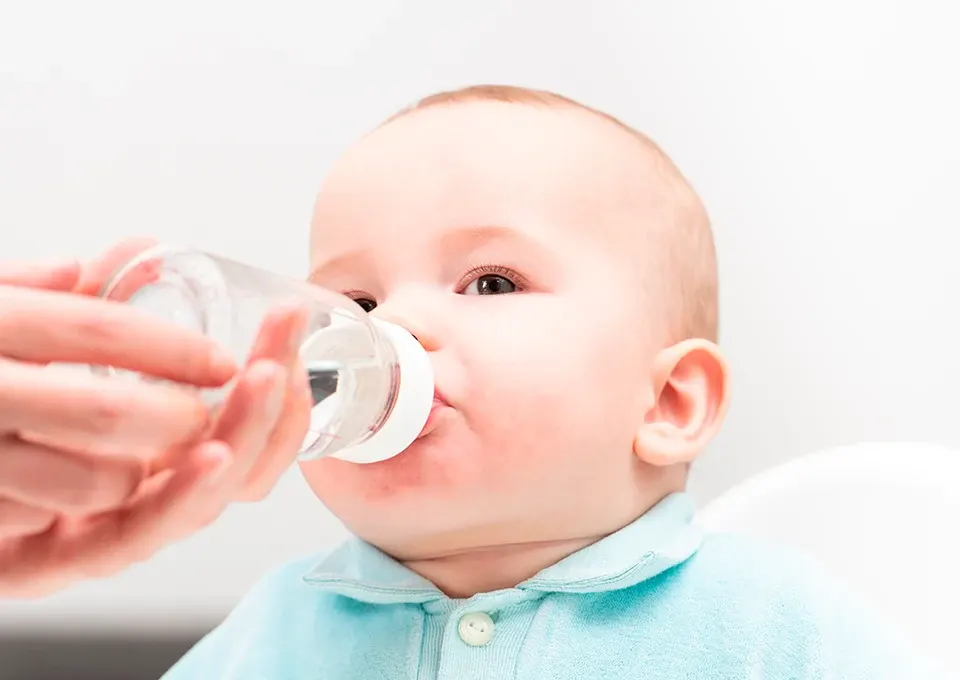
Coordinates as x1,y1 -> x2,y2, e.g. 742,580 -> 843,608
697,442 -> 960,673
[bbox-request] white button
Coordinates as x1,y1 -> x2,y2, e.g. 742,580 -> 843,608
457,611 -> 495,646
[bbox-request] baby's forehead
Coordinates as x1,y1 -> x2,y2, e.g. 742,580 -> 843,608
344,100 -> 653,175
310,102 -> 685,277
315,102 -> 669,232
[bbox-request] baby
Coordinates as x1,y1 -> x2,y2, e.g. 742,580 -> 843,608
163,86 -> 942,679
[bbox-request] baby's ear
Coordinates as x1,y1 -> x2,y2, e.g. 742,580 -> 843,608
633,339 -> 730,467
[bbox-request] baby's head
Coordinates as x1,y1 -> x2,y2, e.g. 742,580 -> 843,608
300,85 -> 728,593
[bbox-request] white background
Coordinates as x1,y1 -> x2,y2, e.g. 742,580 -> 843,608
1,0 -> 959,634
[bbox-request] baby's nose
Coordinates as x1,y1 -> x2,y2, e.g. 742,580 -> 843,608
375,314 -> 434,351
402,325 -> 432,351
371,290 -> 440,351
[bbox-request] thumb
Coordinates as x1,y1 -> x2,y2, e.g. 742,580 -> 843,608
0,259 -> 81,291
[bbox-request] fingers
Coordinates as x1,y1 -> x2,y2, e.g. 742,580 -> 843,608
0,259 -> 81,291
0,286 -> 236,386
0,499 -> 56,540
204,361 -> 288,486
72,441 -> 231,576
102,256 -> 163,303
0,305 -> 311,598
0,358 -> 210,453
0,435 -> 141,515
74,238 -> 157,296
0,440 -> 230,593
248,305 -> 308,367
146,305 -> 308,475
207,306 -> 308,494
235,360 -> 312,502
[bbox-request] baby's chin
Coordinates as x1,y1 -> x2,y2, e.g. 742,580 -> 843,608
298,427 -> 489,552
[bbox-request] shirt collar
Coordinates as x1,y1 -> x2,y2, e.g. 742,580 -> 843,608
302,492 -> 702,605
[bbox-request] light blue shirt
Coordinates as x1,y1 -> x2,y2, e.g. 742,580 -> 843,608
163,493 -> 944,679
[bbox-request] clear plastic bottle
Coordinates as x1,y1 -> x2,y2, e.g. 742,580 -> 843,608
95,244 -> 434,464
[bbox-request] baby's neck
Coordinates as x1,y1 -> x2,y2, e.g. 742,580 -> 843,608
401,536 -> 601,599
397,476 -> 687,598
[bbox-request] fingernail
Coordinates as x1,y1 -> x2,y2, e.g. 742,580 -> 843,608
203,444 -> 232,485
208,347 -> 238,380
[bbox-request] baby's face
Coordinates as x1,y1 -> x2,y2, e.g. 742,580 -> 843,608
301,101 -> 669,559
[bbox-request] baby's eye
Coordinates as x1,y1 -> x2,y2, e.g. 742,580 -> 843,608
350,297 -> 378,312
461,273 -> 519,296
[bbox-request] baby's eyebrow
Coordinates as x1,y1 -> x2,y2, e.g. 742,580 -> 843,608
437,225 -> 563,285
308,250 -> 368,285
308,225 -> 557,285
438,224 -> 549,257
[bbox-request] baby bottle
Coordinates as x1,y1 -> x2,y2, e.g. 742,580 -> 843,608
95,244 -> 434,464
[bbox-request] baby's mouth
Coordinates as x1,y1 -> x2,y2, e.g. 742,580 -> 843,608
416,391 -> 450,439
432,387 -> 451,409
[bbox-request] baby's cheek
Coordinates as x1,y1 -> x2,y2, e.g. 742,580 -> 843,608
300,454 -> 428,506
298,366 -> 591,507
299,423 -> 485,506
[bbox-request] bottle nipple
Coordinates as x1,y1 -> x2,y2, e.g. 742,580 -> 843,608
326,319 -> 434,464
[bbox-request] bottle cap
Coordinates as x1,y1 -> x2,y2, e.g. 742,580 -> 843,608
329,319 -> 434,464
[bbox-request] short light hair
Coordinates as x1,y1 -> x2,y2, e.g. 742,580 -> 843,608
386,84 -> 719,343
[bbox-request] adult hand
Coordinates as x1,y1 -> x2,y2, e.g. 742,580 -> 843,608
0,242 -> 236,536
0,241 -> 312,598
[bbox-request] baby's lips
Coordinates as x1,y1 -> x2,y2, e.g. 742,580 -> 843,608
414,390 -> 451,440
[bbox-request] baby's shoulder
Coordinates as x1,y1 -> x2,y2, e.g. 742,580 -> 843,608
680,530 -> 832,592
641,532 -> 941,677
669,531 -> 863,619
